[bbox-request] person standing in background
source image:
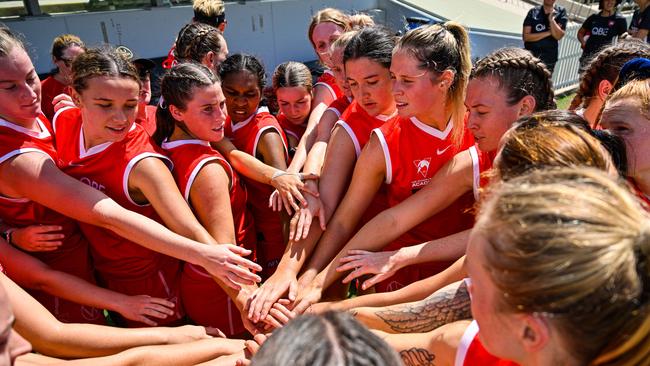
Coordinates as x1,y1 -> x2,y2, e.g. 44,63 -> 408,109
629,0 -> 650,42
523,0 -> 568,73
577,0 -> 627,68
40,34 -> 85,120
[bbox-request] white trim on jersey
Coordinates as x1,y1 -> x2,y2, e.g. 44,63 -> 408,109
160,138 -> 233,199
284,129 -> 300,141
409,116 -> 453,140
252,125 -> 288,160
468,146 -> 481,201
184,157 -> 220,201
160,139 -> 210,150
325,106 -> 343,119
372,128 -> 392,184
231,106 -> 270,133
122,152 -> 173,207
52,106 -> 75,134
454,320 -> 480,366
0,148 -> 51,166
0,115 -> 51,139
334,120 -> 361,158
314,81 -> 337,101
0,148 -> 52,201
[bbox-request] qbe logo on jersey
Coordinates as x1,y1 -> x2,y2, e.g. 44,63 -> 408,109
412,158 -> 432,189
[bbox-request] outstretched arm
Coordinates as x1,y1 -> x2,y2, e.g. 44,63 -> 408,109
1,273 -> 213,359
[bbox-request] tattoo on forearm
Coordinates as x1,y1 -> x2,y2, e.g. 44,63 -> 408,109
400,348 -> 435,366
376,281 -> 471,333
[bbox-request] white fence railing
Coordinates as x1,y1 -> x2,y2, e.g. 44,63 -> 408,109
553,22 -> 583,91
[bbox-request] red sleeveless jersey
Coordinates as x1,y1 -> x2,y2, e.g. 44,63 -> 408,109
334,100 -> 398,158
162,139 -> 255,336
53,107 -> 183,325
372,117 -> 475,292
277,113 -> 307,143
315,69 -> 344,101
224,106 -> 288,276
468,145 -> 496,201
326,96 -> 352,119
0,115 -> 104,324
161,139 -> 256,250
455,321 -> 519,366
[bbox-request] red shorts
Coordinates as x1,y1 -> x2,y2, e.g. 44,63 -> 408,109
98,256 -> 184,327
180,263 -> 246,336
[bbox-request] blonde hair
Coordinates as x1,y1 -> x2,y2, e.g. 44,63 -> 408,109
607,78 -> 650,118
51,34 -> 84,60
0,25 -> 25,57
307,8 -> 350,49
395,22 -> 472,146
348,13 -> 374,30
192,0 -> 225,28
477,167 -> 650,365
330,30 -> 357,53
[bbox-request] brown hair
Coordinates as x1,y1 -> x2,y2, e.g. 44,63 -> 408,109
307,8 -> 350,49
0,24 -> 25,57
570,39 -> 650,110
471,47 -> 555,112
477,167 -> 650,365
154,63 -> 218,145
395,21 -> 472,146
51,34 -> 85,60
495,110 -> 611,182
272,61 -> 313,94
71,47 -> 139,94
174,22 -> 222,64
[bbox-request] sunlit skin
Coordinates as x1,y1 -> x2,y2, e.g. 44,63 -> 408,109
465,230 -> 525,363
72,76 -> 140,149
330,45 -> 352,98
465,77 -> 526,152
390,50 -> 449,128
276,86 -> 312,125
221,70 -> 262,124
53,45 -> 85,85
600,98 -> 650,195
311,22 -> 344,67
169,84 -> 228,142
0,48 -> 41,126
345,57 -> 395,117
0,283 -> 31,366
216,34 -> 229,67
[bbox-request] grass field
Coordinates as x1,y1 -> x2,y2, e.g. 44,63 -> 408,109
556,93 -> 576,110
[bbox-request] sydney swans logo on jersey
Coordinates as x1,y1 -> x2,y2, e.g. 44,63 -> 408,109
414,158 -> 431,178
412,158 -> 432,190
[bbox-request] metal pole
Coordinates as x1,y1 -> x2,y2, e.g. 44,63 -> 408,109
23,0 -> 42,16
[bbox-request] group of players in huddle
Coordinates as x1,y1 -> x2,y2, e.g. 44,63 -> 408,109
0,2 -> 648,365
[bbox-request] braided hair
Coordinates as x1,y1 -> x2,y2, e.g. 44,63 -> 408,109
153,62 -> 218,145
218,53 -> 266,91
174,22 -> 222,64
569,38 -> 650,110
472,47 -> 555,111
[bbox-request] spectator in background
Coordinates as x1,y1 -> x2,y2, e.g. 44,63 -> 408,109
577,0 -> 627,68
629,0 -> 650,41
115,45 -> 158,135
522,0 -> 568,73
40,34 -> 85,120
162,0 -> 227,69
